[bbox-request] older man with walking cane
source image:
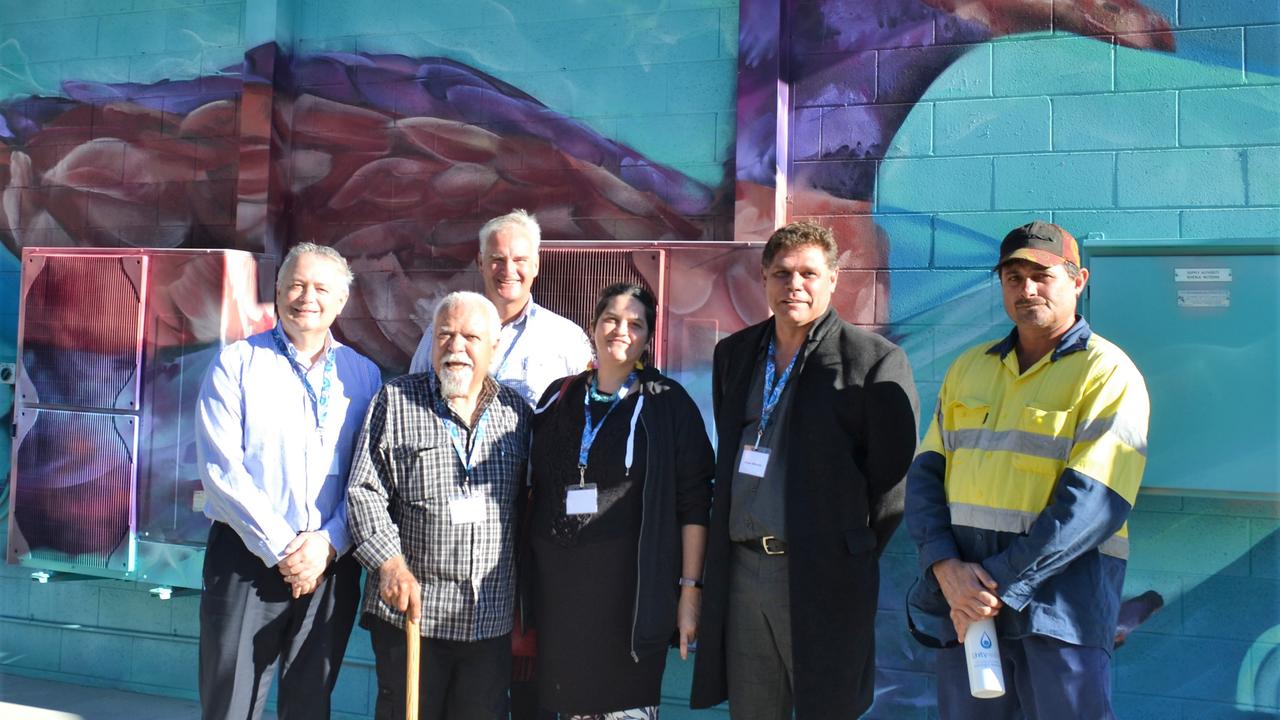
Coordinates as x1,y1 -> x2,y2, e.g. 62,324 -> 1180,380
348,291 -> 532,720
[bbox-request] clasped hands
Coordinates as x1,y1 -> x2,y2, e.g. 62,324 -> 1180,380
931,558 -> 1003,643
277,531 -> 337,599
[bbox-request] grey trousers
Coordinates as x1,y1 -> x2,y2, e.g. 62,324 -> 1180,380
726,544 -> 794,720
198,522 -> 361,720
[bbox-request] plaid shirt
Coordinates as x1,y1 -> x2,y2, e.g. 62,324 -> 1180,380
347,372 -> 531,641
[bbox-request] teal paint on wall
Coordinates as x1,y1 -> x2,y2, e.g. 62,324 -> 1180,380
994,152 -> 1115,209
933,96 -> 1052,156
1117,148 -> 1248,207
992,35 -> 1113,96
1246,25 -> 1280,79
1180,0 -> 1280,29
1051,210 -> 1181,239
1051,92 -> 1178,150
1183,208 -> 1280,238
932,211 -> 1043,267
1181,85 -> 1280,145
1117,28 -> 1245,90
1247,146 -> 1280,205
876,213 -> 932,269
879,157 -> 993,213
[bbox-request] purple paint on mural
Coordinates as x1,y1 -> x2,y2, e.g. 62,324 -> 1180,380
0,44 -> 742,372
734,0 -> 1175,240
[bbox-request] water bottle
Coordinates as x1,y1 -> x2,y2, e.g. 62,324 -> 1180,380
963,617 -> 1005,699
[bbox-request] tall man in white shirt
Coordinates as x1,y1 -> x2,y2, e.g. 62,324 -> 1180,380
196,243 -> 382,719
409,209 -> 592,405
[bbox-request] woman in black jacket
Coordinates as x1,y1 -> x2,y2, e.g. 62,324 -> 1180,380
524,282 -> 714,719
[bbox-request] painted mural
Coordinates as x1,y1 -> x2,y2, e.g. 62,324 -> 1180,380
735,0 -> 1174,237
0,42 -> 737,373
0,0 -> 1276,716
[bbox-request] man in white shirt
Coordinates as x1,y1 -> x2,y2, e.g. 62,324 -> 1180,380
409,209 -> 592,406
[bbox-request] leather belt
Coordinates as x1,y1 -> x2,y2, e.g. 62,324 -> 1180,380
738,535 -> 787,555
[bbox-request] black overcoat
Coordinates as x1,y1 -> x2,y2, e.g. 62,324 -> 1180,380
690,309 -> 920,718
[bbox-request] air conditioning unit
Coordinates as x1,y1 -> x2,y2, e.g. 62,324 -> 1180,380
7,248 -> 275,589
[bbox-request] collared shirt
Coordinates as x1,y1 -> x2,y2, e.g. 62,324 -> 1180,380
727,331 -> 818,543
409,299 -> 593,407
196,327 -> 383,566
906,316 -> 1149,651
347,372 -> 532,642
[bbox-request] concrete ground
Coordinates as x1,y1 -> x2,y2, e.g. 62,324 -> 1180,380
0,673 -> 278,720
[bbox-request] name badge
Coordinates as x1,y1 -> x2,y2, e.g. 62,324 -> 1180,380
738,446 -> 770,477
316,442 -> 339,477
449,494 -> 485,525
566,484 -> 599,515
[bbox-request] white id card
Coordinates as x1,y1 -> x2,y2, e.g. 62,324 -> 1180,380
316,442 -> 339,477
565,484 -> 599,515
738,445 -> 770,477
449,494 -> 485,525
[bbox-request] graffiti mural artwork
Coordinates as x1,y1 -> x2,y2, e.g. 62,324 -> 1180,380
0,0 -> 1276,714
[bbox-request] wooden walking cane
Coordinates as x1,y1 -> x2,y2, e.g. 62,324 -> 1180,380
405,613 -> 420,720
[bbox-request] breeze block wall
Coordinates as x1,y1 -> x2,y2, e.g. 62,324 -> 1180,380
0,1 -> 1276,718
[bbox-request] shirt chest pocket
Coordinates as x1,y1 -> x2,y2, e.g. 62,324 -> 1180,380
393,438 -> 462,506
942,399 -> 989,453
945,399 -> 989,430
1011,405 -> 1073,477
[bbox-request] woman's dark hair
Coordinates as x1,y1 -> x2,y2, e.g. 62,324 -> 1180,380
591,282 -> 658,358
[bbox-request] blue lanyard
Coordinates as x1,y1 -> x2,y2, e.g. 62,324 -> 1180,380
757,337 -> 798,447
433,379 -> 491,484
494,315 -> 528,378
577,371 -> 637,484
271,324 -> 334,432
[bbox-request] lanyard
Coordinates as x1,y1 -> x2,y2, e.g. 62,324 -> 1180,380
756,337 -> 798,448
494,314 -> 528,378
271,324 -> 335,433
433,378 -> 491,486
577,371 -> 637,485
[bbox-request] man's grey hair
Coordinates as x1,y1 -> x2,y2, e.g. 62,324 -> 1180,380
277,242 -> 355,292
432,291 -> 501,341
478,209 -> 541,257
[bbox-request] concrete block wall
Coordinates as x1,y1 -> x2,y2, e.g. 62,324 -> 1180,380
808,5 -> 1278,716
0,0 -> 1277,717
0,0 -> 740,714
290,0 -> 739,188
0,0 -> 247,99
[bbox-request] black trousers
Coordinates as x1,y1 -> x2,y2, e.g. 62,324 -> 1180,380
198,521 -> 361,720
366,615 -> 512,720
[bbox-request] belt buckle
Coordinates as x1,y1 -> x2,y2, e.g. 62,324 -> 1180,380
761,535 -> 784,555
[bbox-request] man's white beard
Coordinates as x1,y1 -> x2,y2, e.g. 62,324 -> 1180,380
437,352 -> 475,399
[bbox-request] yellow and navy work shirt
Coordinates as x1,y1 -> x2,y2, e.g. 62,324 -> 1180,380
905,317 -> 1149,652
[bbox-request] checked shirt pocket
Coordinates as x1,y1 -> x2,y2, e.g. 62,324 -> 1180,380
394,440 -> 459,507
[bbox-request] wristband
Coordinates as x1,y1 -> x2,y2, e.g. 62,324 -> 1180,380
677,577 -> 703,589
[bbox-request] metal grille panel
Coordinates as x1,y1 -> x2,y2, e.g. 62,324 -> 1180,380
19,255 -> 144,410
533,248 -> 662,340
11,409 -> 137,569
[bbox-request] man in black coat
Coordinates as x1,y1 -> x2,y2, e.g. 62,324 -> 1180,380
690,222 -> 920,719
